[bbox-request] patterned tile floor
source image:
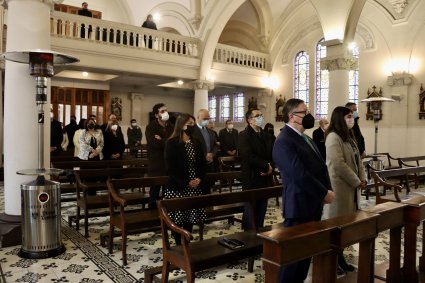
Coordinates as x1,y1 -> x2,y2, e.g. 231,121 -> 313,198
0,183 -> 423,283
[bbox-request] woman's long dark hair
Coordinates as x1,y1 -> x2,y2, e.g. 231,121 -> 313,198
325,106 -> 356,143
169,113 -> 196,142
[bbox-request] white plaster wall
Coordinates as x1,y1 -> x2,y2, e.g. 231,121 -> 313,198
109,87 -> 193,144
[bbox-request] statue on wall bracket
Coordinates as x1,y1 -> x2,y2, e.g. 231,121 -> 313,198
248,96 -> 258,110
275,94 -> 286,122
111,97 -> 122,121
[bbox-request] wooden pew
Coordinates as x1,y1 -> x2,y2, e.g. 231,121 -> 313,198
107,176 -> 169,265
361,202 -> 407,283
371,166 -> 425,283
148,186 -> 282,283
103,171 -> 246,265
398,155 -> 425,189
73,167 -> 148,237
258,211 -> 379,283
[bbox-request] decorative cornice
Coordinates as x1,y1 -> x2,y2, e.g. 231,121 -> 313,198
192,80 -> 214,91
387,72 -> 413,86
321,56 -> 358,71
388,0 -> 408,14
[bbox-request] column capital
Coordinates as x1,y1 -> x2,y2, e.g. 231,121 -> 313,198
192,80 -> 214,91
387,72 -> 413,86
321,56 -> 358,71
130,93 -> 144,100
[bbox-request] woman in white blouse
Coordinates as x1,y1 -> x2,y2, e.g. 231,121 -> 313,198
78,119 -> 104,160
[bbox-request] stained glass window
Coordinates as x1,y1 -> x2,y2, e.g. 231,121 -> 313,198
233,92 -> 245,122
349,45 -> 359,104
294,51 -> 309,106
208,95 -> 217,122
315,39 -> 329,119
220,94 -> 231,122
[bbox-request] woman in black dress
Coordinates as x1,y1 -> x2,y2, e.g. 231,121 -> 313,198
164,113 -> 206,244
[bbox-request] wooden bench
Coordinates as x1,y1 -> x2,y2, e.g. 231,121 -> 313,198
103,171 -> 246,265
398,155 -> 425,189
73,167 -> 148,237
148,186 -> 281,283
107,176 -> 169,265
371,166 -> 425,282
51,158 -> 149,202
259,211 -> 379,283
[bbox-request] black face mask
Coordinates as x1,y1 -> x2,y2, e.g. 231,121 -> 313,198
87,124 -> 95,130
268,129 -> 275,135
184,125 -> 195,136
301,113 -> 315,129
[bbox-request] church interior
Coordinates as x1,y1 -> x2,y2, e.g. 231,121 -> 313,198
1,0 -> 425,282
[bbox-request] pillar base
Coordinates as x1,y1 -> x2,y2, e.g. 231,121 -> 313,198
19,244 -> 65,259
0,213 -> 21,247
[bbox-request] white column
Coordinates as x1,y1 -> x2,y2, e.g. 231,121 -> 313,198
321,43 -> 357,115
130,93 -> 144,123
193,80 -> 213,114
3,0 -> 51,216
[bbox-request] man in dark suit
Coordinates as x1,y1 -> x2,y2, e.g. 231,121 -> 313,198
50,110 -> 63,154
192,109 -> 218,194
238,109 -> 274,230
312,118 -> 329,160
272,98 -> 334,283
219,119 -> 238,157
146,103 -> 174,209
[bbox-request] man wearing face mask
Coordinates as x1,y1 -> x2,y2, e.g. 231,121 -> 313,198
272,98 -> 334,283
192,109 -> 219,194
50,108 -> 63,154
127,119 -> 143,157
146,103 -> 174,209
218,119 -> 238,156
345,102 -> 366,158
237,109 -> 274,230
312,118 -> 329,160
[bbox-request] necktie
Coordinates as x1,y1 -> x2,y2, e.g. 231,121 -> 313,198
302,134 -> 319,156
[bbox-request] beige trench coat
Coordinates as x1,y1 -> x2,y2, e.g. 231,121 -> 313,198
323,132 -> 366,219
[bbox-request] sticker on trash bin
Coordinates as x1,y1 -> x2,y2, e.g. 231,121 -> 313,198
38,192 -> 49,203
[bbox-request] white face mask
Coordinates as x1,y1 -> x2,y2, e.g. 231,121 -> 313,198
227,124 -> 234,130
200,119 -> 209,127
346,117 -> 355,129
50,112 -> 54,119
160,111 -> 169,121
131,123 -> 137,127
111,124 -> 118,131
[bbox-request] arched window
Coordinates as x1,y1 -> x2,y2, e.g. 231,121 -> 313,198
294,51 -> 309,106
208,95 -> 217,122
315,39 -> 329,119
349,45 -> 359,104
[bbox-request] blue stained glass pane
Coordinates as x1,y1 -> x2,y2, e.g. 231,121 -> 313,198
208,96 -> 217,122
315,38 -> 328,119
294,51 -> 309,107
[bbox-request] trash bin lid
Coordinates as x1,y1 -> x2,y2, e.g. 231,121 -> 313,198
17,168 -> 64,176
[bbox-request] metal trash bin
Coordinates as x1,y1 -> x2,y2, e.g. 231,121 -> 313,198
18,175 -> 65,259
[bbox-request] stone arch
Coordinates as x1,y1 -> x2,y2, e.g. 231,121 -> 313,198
148,2 -> 195,36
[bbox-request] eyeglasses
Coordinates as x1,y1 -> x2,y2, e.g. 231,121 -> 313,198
292,110 -> 310,116
252,114 -> 263,118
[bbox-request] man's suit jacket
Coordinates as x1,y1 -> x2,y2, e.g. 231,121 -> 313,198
273,125 -> 331,220
238,126 -> 274,190
192,125 -> 218,160
218,128 -> 238,155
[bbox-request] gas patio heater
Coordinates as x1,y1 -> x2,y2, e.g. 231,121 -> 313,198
2,50 -> 79,259
361,96 -> 395,170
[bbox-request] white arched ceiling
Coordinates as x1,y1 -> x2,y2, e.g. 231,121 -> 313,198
309,0 -> 366,41
198,0 -> 245,79
123,0 -> 191,26
149,2 -> 194,36
230,1 -> 259,31
219,21 -> 263,51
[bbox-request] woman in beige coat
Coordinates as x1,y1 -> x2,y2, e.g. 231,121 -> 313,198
323,106 -> 367,274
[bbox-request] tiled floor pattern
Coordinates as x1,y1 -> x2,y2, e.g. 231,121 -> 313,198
0,184 -> 423,282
